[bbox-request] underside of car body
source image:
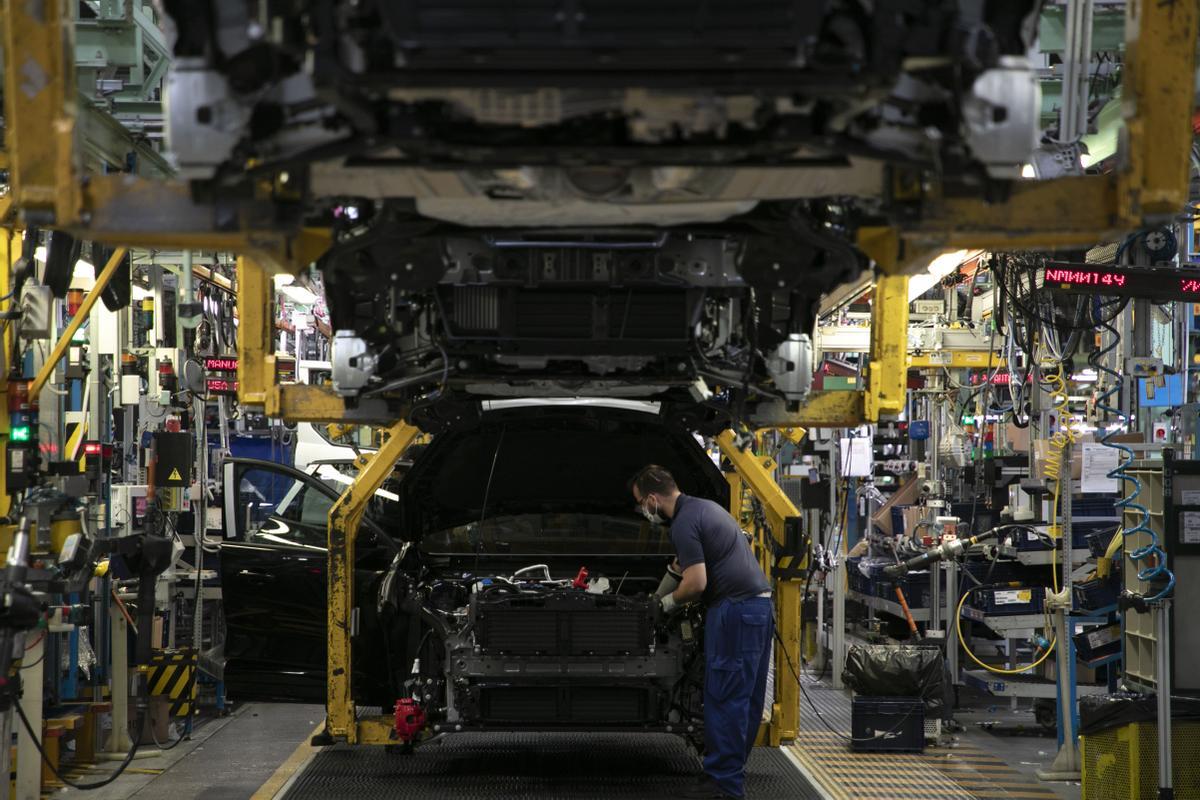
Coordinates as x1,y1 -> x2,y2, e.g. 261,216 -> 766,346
159,1 -> 1042,429
220,403 -> 730,742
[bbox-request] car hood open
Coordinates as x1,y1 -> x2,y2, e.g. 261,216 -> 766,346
399,404 -> 728,539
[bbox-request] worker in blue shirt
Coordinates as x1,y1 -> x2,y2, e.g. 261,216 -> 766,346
630,464 -> 773,800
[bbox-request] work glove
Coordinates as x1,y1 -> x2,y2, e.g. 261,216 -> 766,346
654,562 -> 683,599
659,593 -> 679,614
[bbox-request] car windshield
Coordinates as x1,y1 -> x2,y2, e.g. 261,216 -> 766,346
421,513 -> 674,556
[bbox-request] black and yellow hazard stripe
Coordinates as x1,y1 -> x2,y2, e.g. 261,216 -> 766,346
791,730 -> 1065,800
791,731 -> 973,800
146,649 -> 197,718
921,745 -> 1062,800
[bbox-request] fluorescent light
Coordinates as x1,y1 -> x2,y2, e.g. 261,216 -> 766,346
907,249 -> 969,300
279,284 -> 318,305
927,249 -> 969,278
73,259 -> 94,279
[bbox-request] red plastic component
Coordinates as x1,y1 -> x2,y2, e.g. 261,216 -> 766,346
572,566 -> 589,589
393,698 -> 425,743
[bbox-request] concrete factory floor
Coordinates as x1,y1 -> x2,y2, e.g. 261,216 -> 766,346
46,684 -> 1085,800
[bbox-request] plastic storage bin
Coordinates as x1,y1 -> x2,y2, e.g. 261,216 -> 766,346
851,696 -> 925,752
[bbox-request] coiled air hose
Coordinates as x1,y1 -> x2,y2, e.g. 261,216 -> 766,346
1090,311 -> 1175,601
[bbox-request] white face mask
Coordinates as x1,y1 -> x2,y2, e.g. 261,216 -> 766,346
640,496 -> 664,525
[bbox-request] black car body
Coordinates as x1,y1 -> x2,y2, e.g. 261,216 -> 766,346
161,1 -> 1041,429
220,401 -> 730,735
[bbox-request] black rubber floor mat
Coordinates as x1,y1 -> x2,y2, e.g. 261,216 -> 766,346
282,732 -> 821,799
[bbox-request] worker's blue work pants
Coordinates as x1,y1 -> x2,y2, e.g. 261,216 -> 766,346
703,596 -> 774,798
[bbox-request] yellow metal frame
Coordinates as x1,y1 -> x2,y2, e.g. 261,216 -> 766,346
325,419 -> 421,744
715,429 -> 804,745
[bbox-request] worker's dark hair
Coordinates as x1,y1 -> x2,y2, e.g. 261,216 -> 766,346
629,464 -> 677,497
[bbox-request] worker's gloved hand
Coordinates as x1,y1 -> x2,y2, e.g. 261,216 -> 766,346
654,562 -> 683,599
659,593 -> 679,614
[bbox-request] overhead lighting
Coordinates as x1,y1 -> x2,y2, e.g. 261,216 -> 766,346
907,249 -> 970,300
73,259 -> 94,279
279,284 -> 318,305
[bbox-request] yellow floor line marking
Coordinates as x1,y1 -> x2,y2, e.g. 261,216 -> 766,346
250,720 -> 325,800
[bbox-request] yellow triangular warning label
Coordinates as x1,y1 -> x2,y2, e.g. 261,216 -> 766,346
167,468 -> 182,482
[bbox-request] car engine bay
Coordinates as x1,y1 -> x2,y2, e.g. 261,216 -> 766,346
383,561 -> 706,745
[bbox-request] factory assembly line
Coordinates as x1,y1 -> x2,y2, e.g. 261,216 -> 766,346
0,1 -> 1196,799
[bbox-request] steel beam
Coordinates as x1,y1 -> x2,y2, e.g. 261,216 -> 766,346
716,430 -> 802,745
325,421 -> 420,743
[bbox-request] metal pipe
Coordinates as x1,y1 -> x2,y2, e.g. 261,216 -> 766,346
1156,600 -> 1173,795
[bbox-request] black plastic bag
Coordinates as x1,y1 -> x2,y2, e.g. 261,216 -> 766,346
1079,693 -> 1200,736
842,644 -> 949,718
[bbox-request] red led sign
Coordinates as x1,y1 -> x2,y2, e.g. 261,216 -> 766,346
203,356 -> 239,372
1042,267 -> 1127,288
1043,262 -> 1200,301
206,377 -> 239,395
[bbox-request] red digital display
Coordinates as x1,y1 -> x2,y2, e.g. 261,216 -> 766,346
1043,262 -> 1200,301
206,377 -> 239,395
204,356 -> 239,372
1043,267 -> 1127,288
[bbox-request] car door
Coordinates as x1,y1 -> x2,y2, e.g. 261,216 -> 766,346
219,458 -> 394,703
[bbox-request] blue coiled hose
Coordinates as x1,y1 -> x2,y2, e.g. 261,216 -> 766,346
1090,307 -> 1175,601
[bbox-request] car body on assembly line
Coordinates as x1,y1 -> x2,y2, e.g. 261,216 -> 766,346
219,401 -> 730,742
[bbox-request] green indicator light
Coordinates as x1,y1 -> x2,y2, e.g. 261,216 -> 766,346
10,425 -> 31,442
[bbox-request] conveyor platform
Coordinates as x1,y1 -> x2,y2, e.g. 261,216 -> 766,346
280,732 -> 821,800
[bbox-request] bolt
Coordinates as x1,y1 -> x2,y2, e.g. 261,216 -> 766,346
434,724 -> 442,732
772,262 -> 780,271
390,273 -> 398,281
405,263 -> 414,271
455,724 -> 462,732
777,280 -> 785,288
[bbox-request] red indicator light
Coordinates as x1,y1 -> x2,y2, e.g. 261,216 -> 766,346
83,442 -> 102,456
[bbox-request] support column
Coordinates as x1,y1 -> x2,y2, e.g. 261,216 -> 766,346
326,421 -> 420,743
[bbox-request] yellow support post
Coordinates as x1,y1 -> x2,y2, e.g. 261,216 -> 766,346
30,247 -> 128,399
1,0 -> 81,225
715,430 -> 803,746
1119,0 -> 1199,221
236,256 -> 275,408
0,227 -> 18,521
863,273 -> 910,422
325,420 -> 420,743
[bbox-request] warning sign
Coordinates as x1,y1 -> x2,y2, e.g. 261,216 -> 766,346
168,467 -> 183,482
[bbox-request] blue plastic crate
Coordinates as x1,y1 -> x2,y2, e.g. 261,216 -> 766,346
969,586 -> 1045,615
1073,576 -> 1120,611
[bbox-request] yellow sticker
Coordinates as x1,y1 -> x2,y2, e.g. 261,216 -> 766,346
167,467 -> 182,482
